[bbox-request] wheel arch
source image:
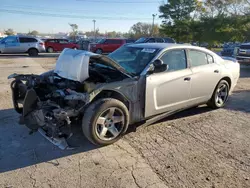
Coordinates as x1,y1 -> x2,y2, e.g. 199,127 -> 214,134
90,90 -> 130,110
46,46 -> 53,52
27,47 -> 38,53
220,76 -> 232,89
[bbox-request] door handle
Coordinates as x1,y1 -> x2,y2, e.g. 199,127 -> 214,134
184,77 -> 191,81
214,70 -> 219,73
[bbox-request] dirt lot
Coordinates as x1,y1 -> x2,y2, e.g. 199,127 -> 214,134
0,54 -> 249,188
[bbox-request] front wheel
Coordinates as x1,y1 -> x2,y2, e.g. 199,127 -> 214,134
207,80 -> 229,109
82,98 -> 129,146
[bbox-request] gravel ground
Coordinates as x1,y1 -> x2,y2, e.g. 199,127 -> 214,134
0,54 -> 249,188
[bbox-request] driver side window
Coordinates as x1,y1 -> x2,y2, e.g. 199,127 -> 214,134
3,37 -> 18,43
160,49 -> 187,72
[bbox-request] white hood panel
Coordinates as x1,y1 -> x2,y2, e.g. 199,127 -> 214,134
54,49 -> 95,82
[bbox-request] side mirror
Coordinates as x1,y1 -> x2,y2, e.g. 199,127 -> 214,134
153,59 -> 168,73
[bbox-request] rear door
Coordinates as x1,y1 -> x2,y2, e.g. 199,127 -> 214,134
113,39 -> 123,51
145,49 -> 192,117
2,36 -> 20,53
58,39 -> 70,51
19,37 -> 38,53
188,49 -> 222,104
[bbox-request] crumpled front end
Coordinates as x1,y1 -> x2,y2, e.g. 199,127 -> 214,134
8,49 -> 130,149
9,73 -> 89,149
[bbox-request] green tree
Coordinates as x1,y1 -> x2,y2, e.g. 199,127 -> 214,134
129,22 -> 159,39
159,0 -> 198,21
69,23 -> 78,40
28,30 -> 39,36
4,28 -> 15,36
159,0 -> 199,42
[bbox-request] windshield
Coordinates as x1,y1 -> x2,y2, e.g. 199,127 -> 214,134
108,46 -> 159,75
97,38 -> 106,44
135,37 -> 146,43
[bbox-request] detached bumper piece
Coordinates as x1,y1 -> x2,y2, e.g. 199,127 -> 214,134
38,128 -> 74,150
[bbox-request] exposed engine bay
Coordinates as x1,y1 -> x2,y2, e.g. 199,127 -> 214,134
8,49 -> 128,149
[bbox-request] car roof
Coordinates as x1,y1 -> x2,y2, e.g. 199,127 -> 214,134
125,43 -> 181,49
125,43 -> 219,55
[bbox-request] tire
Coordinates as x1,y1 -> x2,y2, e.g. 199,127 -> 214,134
82,98 -> 129,146
47,47 -> 54,53
95,49 -> 103,54
28,48 -> 38,57
207,80 -> 229,109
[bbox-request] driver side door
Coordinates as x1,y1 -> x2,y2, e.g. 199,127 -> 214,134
145,49 -> 192,118
1,36 -> 20,53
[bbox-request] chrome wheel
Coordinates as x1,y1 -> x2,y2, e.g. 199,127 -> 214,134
47,47 -> 53,53
215,83 -> 228,107
95,107 -> 125,141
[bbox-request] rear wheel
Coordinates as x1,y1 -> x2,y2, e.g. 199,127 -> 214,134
95,49 -> 103,54
82,98 -> 129,146
47,47 -> 54,53
207,80 -> 229,109
28,48 -> 38,57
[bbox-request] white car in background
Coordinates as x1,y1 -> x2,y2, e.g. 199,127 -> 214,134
0,35 -> 45,56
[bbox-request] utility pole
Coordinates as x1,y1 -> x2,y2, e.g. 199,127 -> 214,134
93,19 -> 96,41
152,14 -> 157,36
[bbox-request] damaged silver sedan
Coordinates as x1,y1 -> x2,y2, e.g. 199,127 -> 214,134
8,43 -> 240,148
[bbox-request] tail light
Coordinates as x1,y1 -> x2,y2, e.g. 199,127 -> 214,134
39,42 -> 44,46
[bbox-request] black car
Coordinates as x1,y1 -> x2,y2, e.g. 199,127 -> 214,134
135,37 -> 176,44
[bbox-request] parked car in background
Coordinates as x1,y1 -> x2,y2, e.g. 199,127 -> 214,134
236,43 -> 250,64
44,39 -> 80,53
0,35 -> 45,56
221,43 -> 241,57
89,38 -> 129,54
8,44 -> 239,147
135,37 -> 176,44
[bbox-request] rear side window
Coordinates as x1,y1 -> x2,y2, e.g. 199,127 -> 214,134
46,39 -> 57,43
155,38 -> 164,43
160,49 -> 187,72
147,38 -> 155,43
240,44 -> 250,50
19,37 -> 37,43
106,39 -> 122,44
189,50 -> 208,67
59,39 -> 68,44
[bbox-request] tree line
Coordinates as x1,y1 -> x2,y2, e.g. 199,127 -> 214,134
3,0 -> 250,45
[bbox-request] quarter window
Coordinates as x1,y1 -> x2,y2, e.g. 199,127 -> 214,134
207,54 -> 214,63
160,49 -> 187,71
189,50 -> 208,67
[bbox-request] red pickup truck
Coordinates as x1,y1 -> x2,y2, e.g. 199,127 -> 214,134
89,38 -> 135,54
44,39 -> 80,53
